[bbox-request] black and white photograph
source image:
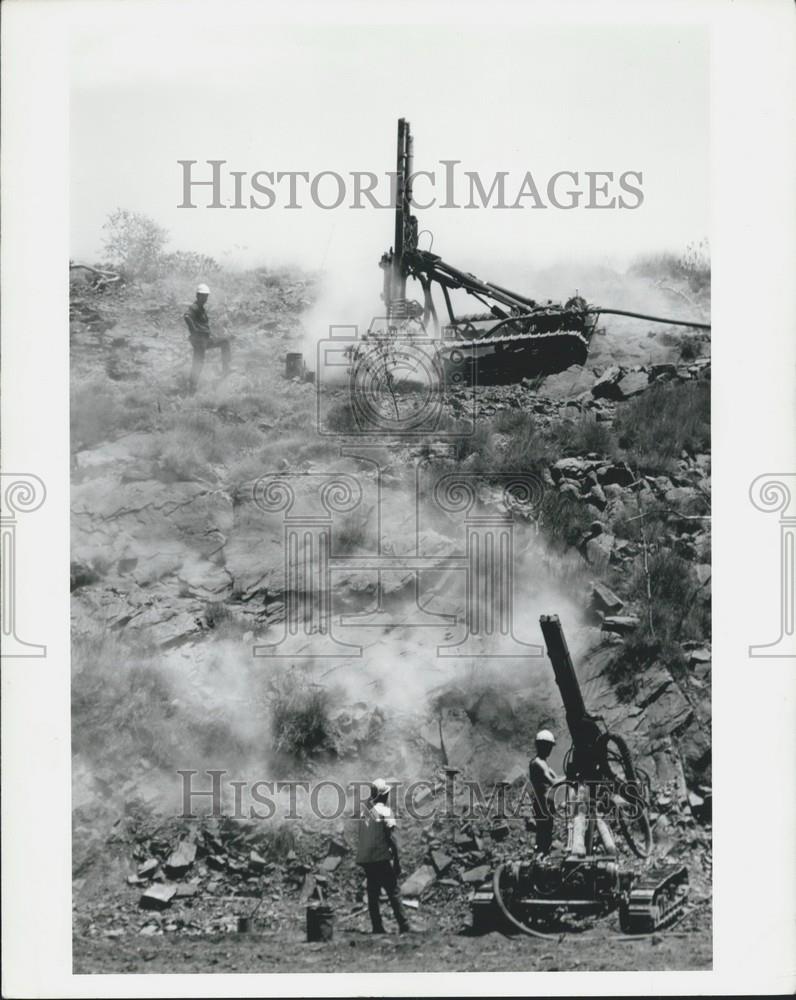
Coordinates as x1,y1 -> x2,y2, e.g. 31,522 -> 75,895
2,1 -> 795,996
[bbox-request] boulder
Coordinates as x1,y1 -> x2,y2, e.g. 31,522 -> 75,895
401,865 -> 436,898
585,484 -> 607,510
164,840 -> 197,878
249,850 -> 267,873
429,850 -> 453,875
591,366 -> 624,400
454,829 -> 483,852
649,363 -> 678,381
552,457 -> 592,481
688,648 -> 711,667
137,858 -> 159,879
597,462 -> 636,488
585,533 -> 614,572
601,615 -> 640,635
139,883 -> 177,910
616,370 -> 649,398
174,882 -> 199,898
299,874 -> 317,903
462,865 -> 491,884
591,582 -> 624,616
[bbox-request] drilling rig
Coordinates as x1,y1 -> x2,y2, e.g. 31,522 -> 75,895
470,615 -> 690,935
364,118 -> 710,387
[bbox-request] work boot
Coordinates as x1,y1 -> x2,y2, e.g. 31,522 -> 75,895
398,922 -> 412,935
371,924 -> 387,935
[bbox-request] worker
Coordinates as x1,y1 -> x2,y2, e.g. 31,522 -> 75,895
355,778 -> 411,935
184,283 -> 230,393
529,729 -> 558,854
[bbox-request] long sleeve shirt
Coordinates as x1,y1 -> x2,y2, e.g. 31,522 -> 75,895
184,301 -> 211,337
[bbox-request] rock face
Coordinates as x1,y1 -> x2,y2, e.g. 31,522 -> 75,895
70,270 -> 711,830
571,629 -> 711,795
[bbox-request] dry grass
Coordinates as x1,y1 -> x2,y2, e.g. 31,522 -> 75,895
614,380 -> 709,473
268,672 -> 333,761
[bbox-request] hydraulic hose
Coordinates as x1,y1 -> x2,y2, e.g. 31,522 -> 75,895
588,307 -> 711,330
491,864 -> 559,940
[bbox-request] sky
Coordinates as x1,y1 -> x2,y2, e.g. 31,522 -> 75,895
70,11 -> 709,281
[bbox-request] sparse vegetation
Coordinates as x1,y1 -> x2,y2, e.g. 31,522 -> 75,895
538,489 -> 594,551
549,413 -> 616,459
629,239 -> 710,295
634,549 -> 709,644
678,333 -> 703,362
102,209 -> 219,282
269,673 -> 333,760
149,410 -> 265,480
204,601 -> 232,630
614,380 -> 709,473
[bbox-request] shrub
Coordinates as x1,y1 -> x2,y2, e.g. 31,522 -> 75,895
678,239 -> 711,294
101,210 -> 221,283
628,548 -> 709,651
604,632 -> 689,702
538,489 -> 593,551
204,601 -> 232,630
270,675 -> 332,760
679,333 -> 703,361
449,421 -> 492,464
614,380 -> 709,473
492,409 -> 531,436
162,250 -> 220,277
549,413 -> 616,459
629,240 -> 710,295
493,418 -> 557,476
102,209 -> 169,280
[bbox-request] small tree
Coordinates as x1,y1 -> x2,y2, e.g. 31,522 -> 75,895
102,209 -> 169,279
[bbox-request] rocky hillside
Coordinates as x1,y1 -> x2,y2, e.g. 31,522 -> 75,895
71,258 -> 711,953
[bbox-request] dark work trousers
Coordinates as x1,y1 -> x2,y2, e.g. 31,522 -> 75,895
361,860 -> 409,932
535,814 -> 554,854
189,333 -> 231,391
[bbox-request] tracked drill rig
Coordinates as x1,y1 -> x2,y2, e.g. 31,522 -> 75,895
367,118 -> 710,386
470,615 -> 690,936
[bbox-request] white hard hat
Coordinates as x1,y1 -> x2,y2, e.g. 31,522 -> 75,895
535,729 -> 556,744
196,283 -> 210,294
370,778 -> 390,797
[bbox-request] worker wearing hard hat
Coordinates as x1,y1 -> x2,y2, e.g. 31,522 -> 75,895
529,730 -> 558,854
355,779 -> 411,934
183,283 -> 231,393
